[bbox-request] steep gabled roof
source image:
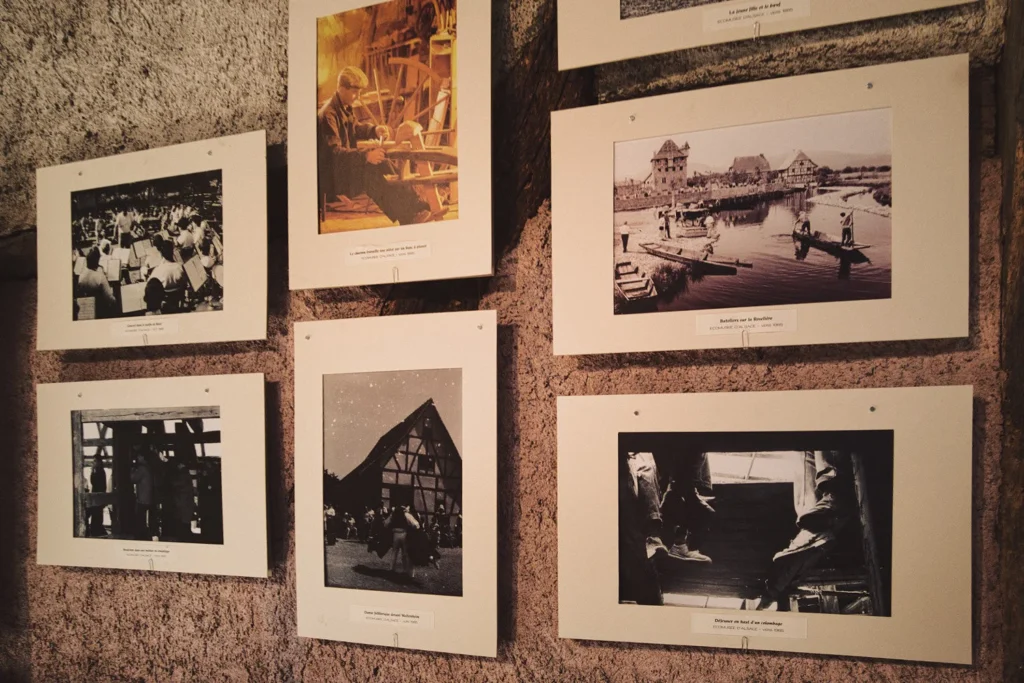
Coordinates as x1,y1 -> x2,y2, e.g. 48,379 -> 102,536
729,154 -> 771,174
652,139 -> 690,160
338,399 -> 461,486
779,149 -> 817,171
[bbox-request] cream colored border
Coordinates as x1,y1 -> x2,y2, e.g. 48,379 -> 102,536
552,55 -> 968,355
557,0 -> 976,69
287,0 -> 492,290
294,310 -> 497,656
558,385 -> 973,663
36,374 -> 269,578
36,131 -> 268,351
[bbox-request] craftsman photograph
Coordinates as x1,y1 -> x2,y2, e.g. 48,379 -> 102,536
613,108 -> 893,314
70,170 -> 225,320
621,0 -> 720,20
558,386 -> 973,663
618,430 -> 893,616
322,368 -> 463,597
72,406 -> 224,545
316,0 -> 458,233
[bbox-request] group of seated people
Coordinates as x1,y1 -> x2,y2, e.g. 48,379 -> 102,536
73,207 -> 223,318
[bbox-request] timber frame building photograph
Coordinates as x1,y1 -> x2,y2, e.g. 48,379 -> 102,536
325,398 -> 462,529
71,406 -> 224,545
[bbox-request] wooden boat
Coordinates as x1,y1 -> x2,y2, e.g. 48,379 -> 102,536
639,242 -> 751,276
792,229 -> 871,255
615,261 -> 658,301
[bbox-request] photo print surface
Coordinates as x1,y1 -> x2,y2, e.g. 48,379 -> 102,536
70,170 -> 225,320
618,430 -> 893,616
316,0 -> 459,234
72,406 -> 224,545
613,108 -> 893,314
323,368 -> 463,597
621,0 -> 723,20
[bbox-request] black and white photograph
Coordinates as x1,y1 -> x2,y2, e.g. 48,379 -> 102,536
72,406 -> 224,545
618,430 -> 893,616
613,109 -> 893,314
70,170 -> 225,320
621,0 -> 720,20
323,368 -> 463,597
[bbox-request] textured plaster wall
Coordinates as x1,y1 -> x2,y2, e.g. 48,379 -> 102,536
0,0 -> 1014,681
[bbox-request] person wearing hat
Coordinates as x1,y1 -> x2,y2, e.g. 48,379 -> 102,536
317,66 -> 431,226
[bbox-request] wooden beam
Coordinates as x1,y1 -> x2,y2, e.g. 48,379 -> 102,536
83,431 -> 220,447
72,411 -> 86,538
850,451 -> 885,617
77,407 -> 219,422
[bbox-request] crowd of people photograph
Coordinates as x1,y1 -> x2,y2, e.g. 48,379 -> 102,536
70,170 -> 225,320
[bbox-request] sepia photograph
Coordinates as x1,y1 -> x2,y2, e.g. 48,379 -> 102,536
72,406 -> 224,545
70,170 -> 225,320
322,368 -> 463,597
316,0 -> 459,233
613,108 -> 893,315
618,430 -> 893,616
621,0 -> 721,20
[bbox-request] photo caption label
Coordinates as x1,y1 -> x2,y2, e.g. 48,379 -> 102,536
703,0 -> 811,32
110,318 -> 180,338
350,606 -> 435,630
120,546 -> 172,561
696,309 -> 797,336
345,241 -> 431,265
691,613 -> 808,639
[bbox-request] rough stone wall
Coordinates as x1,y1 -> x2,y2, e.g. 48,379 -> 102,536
0,0 -> 1014,681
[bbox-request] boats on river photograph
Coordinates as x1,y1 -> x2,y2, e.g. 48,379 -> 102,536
612,108 -> 893,315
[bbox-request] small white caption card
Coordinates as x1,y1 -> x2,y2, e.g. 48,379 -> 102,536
691,613 -> 808,639
703,0 -> 811,32
350,606 -> 435,630
111,318 -> 180,338
696,309 -> 797,336
345,241 -> 432,265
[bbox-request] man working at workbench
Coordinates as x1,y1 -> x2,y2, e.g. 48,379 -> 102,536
317,66 -> 432,227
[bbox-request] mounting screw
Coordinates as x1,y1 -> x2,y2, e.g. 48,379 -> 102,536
77,392 -> 83,398
634,410 -> 640,416
204,388 -> 210,393
869,406 -> 876,412
629,114 -> 636,122
866,82 -> 873,90
477,324 -> 483,330
208,150 -> 213,156
305,334 -> 311,340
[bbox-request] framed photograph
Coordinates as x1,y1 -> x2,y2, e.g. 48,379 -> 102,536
288,0 -> 492,289
294,310 -> 496,656
552,55 -> 968,355
36,130 -> 266,351
558,385 -> 973,663
36,374 -> 268,578
557,0 -> 977,69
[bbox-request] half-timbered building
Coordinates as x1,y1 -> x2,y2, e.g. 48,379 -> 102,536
333,399 -> 461,529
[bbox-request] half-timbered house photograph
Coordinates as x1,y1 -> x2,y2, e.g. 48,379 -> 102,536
613,108 -> 893,314
71,406 -> 224,544
316,0 -> 459,233
618,430 -> 893,616
323,368 -> 462,596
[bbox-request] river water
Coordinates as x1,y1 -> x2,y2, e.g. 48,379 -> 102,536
613,190 -> 892,314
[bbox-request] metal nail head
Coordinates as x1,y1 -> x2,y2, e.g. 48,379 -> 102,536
867,82 -> 874,90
